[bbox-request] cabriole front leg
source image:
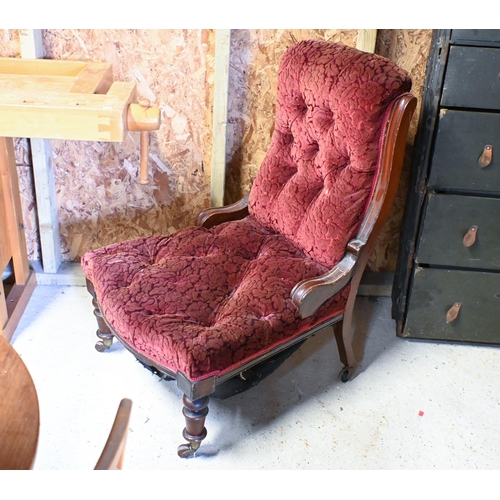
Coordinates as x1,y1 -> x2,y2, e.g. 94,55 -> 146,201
177,395 -> 209,458
334,318 -> 355,382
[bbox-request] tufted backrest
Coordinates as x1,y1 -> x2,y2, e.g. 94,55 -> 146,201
248,40 -> 412,269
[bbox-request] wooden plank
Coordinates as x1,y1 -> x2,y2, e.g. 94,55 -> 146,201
0,74 -> 76,93
0,82 -> 136,142
357,29 -> 378,53
0,136 -> 30,285
0,134 -> 35,340
210,29 -> 231,207
106,79 -> 138,107
20,29 -> 62,274
0,57 -> 88,76
31,139 -> 62,273
19,29 -> 44,58
0,281 -> 8,332
0,270 -> 37,342
0,163 -> 11,271
69,62 -> 114,95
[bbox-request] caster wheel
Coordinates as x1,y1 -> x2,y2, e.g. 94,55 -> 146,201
95,341 -> 110,353
177,443 -> 196,459
339,366 -> 351,383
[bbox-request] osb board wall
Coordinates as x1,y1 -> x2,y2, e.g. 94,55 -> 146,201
225,30 -> 359,203
41,30 -> 213,261
225,29 -> 433,272
1,29 -> 432,272
1,29 -> 214,262
0,29 -> 20,57
372,29 -> 433,271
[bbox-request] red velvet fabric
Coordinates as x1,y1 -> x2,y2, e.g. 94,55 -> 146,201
249,40 -> 412,268
81,40 -> 411,381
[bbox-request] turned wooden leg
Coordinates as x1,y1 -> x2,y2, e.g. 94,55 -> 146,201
86,279 -> 114,352
177,395 -> 209,458
92,297 -> 114,352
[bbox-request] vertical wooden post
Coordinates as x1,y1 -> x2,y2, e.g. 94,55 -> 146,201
19,29 -> 44,58
0,137 -> 31,284
356,30 -> 378,53
0,136 -> 37,341
210,29 -> 231,208
0,283 -> 7,332
20,29 -> 62,274
0,175 -> 10,329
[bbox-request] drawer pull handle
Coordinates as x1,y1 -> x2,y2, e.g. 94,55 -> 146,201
478,144 -> 493,168
463,225 -> 478,247
446,302 -> 462,323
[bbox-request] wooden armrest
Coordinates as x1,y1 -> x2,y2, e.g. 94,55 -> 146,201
293,95 -> 417,320
195,193 -> 250,228
291,250 -> 359,319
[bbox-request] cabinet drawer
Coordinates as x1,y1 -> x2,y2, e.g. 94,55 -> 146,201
403,267 -> 500,344
416,194 -> 500,270
428,110 -> 500,193
451,30 -> 500,44
441,46 -> 500,110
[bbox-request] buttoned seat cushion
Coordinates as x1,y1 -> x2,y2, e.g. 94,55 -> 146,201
81,216 -> 349,380
81,40 -> 411,381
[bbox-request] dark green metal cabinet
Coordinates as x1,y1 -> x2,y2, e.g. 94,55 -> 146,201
428,110 -> 500,193
406,268 -> 500,343
393,29 -> 500,344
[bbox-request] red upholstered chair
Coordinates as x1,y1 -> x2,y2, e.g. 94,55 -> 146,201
82,40 -> 416,458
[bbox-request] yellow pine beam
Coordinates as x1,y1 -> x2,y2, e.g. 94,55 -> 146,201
0,81 -> 136,142
69,62 -> 114,94
356,29 -> 378,53
0,57 -> 89,76
0,74 -> 77,93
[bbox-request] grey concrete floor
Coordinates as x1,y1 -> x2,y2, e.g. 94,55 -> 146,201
9,283 -> 500,470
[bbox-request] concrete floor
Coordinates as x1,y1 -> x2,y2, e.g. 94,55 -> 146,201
10,283 -> 500,470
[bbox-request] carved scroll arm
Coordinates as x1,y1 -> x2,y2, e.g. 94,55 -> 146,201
291,238 -> 365,319
196,192 -> 250,228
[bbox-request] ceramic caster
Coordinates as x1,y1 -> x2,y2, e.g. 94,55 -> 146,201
177,443 -> 197,459
95,330 -> 113,352
95,340 -> 110,352
339,366 -> 351,383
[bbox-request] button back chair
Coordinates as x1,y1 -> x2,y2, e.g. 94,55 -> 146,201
82,40 -> 416,458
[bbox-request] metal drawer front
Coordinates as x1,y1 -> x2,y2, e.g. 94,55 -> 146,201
428,110 -> 500,193
416,194 -> 500,270
451,29 -> 500,44
403,268 -> 500,344
441,46 -> 500,111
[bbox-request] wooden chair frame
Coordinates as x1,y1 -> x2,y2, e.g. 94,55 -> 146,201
87,93 -> 417,458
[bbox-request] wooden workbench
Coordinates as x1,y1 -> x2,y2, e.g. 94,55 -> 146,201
0,57 -> 160,341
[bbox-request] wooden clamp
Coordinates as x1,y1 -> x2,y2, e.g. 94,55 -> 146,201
0,58 -> 161,184
126,98 -> 161,185
0,57 -> 162,340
